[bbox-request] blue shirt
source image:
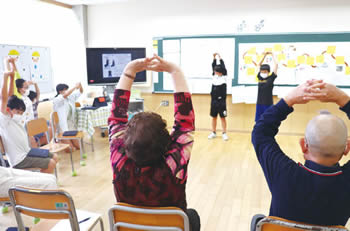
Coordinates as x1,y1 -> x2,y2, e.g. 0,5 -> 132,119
252,99 -> 350,226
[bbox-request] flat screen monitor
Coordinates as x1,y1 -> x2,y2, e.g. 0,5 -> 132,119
86,47 -> 146,86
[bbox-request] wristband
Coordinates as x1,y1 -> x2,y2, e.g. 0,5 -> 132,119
123,73 -> 135,79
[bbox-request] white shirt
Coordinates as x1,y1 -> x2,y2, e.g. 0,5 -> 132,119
0,166 -> 57,197
19,95 -> 34,127
53,90 -> 81,132
0,112 -> 31,167
212,75 -> 227,86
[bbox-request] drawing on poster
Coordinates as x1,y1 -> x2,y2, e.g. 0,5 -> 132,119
30,51 -> 45,82
239,42 -> 350,86
102,53 -> 131,78
0,45 -> 54,93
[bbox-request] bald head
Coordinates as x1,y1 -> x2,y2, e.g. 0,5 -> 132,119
305,112 -> 348,159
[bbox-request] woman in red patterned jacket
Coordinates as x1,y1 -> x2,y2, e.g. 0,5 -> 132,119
108,54 -> 200,230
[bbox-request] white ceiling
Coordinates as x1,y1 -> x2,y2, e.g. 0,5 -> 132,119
54,0 -> 127,5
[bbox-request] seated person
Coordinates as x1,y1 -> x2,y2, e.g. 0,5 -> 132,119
0,58 -> 58,174
53,82 -> 83,151
108,55 -> 200,231
0,166 -> 57,198
252,79 -> 350,226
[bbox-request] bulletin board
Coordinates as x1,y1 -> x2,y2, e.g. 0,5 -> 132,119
153,32 -> 350,103
238,41 -> 350,86
0,44 -> 54,93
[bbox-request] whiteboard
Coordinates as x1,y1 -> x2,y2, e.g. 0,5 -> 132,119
162,38 -> 235,93
238,42 -> 350,86
0,44 -> 54,93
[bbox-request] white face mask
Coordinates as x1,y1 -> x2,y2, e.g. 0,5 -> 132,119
12,114 -> 23,124
23,89 -> 30,97
260,73 -> 269,79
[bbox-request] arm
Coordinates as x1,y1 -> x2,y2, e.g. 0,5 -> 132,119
1,74 -> 10,114
78,82 -> 83,94
251,99 -> 295,184
33,82 -> 40,101
62,84 -> 79,99
109,58 -> 154,130
212,54 -> 216,76
8,73 -> 15,97
271,53 -> 278,75
220,59 -> 227,76
252,82 -> 319,184
109,58 -> 154,167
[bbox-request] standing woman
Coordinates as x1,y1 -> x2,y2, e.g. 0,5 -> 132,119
53,82 -> 83,150
208,53 -> 228,141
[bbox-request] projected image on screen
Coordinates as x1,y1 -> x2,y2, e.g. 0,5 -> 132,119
102,53 -> 131,78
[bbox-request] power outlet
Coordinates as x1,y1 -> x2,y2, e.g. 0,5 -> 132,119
161,100 -> 169,107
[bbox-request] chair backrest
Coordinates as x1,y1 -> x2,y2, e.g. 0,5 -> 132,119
8,186 -> 80,231
0,135 -> 7,167
75,102 -> 81,108
108,202 -> 190,231
26,118 -> 50,146
256,216 -> 349,231
50,112 -> 59,140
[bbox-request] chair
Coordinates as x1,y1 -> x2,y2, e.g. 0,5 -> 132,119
26,118 -> 76,176
8,186 -> 104,231
50,112 -> 87,166
75,102 -> 81,108
0,135 -> 8,167
108,202 -> 190,231
251,215 -> 349,231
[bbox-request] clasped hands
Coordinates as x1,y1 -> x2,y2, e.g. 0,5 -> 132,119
123,54 -> 179,77
284,79 -> 350,107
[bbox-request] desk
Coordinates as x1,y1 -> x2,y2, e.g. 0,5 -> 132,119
76,99 -> 144,137
75,106 -> 111,137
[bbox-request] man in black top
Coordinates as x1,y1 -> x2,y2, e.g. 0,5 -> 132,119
208,53 -> 229,141
255,52 -> 278,121
252,80 -> 350,226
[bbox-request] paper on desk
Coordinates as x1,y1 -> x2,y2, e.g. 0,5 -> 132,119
50,209 -> 101,231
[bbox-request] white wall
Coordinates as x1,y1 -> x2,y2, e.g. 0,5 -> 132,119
0,0 -> 87,98
87,0 -> 350,92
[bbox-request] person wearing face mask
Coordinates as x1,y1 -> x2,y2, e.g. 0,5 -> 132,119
53,82 -> 83,151
0,58 -> 58,173
15,78 -> 37,127
208,53 -> 229,141
255,52 -> 278,122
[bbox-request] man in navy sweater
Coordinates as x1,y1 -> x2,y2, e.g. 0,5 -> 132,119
252,80 -> 350,226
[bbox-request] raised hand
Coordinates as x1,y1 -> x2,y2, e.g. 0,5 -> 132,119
304,82 -> 350,107
124,57 -> 154,76
147,54 -> 179,74
75,82 -> 82,89
284,80 -> 326,107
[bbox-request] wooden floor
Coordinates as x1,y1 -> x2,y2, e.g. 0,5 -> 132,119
1,130 -> 350,230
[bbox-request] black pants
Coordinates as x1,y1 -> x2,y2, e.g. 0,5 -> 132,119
186,208 -> 201,231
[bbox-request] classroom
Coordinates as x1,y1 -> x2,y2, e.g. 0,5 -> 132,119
1,0 -> 350,230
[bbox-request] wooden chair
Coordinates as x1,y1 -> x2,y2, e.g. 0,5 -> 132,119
108,202 -> 190,231
9,186 -> 104,231
0,136 -> 10,213
26,118 -> 76,176
252,215 -> 348,231
50,112 -> 87,166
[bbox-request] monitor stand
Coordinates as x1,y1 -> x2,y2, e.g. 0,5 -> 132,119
103,85 -> 116,102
